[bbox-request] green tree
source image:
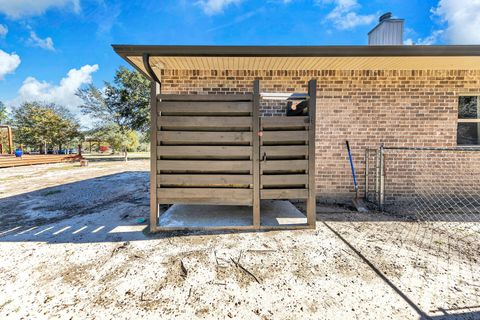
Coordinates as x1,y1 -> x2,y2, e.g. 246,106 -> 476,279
77,66 -> 149,160
10,102 -> 80,153
86,124 -> 139,154
0,101 -> 8,124
0,101 -> 11,154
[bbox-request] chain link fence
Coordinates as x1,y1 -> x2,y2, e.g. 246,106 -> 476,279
365,145 -> 480,248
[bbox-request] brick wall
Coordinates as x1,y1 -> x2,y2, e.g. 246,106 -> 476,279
159,69 -> 480,201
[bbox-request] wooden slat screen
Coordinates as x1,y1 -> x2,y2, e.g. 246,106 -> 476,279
157,94 -> 255,205
152,79 -> 316,230
259,107 -> 311,199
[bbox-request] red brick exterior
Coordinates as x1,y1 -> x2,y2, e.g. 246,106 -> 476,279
159,69 -> 480,201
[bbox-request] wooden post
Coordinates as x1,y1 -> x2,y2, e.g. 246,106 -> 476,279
307,79 -> 317,228
7,126 -> 13,155
379,144 -> 385,211
150,81 -> 160,232
252,80 -> 261,227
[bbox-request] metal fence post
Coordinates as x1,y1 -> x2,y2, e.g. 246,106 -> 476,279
364,149 -> 369,201
379,143 -> 385,211
375,149 -> 380,207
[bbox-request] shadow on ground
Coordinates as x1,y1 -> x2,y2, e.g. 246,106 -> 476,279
0,171 -> 150,243
1,171 -> 479,319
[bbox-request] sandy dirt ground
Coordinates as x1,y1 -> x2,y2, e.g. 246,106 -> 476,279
0,159 -> 479,319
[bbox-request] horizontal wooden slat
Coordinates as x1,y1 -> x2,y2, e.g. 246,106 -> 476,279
261,160 -> 308,172
158,131 -> 251,145
158,146 -> 252,159
158,116 -> 252,130
262,131 -> 308,143
261,174 -> 308,186
260,189 -> 309,199
159,101 -> 252,115
158,94 -> 253,101
158,160 -> 252,173
158,174 -> 252,186
261,146 -> 308,158
158,188 -> 252,205
261,117 -> 309,130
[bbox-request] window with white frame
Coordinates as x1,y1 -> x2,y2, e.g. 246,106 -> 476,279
457,96 -> 480,145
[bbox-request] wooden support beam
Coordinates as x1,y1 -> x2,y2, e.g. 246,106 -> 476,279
150,81 -> 160,233
252,79 -> 261,227
307,79 -> 317,228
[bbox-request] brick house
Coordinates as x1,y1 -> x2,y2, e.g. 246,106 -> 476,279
115,45 -> 480,202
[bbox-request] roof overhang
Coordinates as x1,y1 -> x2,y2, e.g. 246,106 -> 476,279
112,45 -> 480,81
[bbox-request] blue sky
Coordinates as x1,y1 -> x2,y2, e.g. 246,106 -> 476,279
0,0 -> 479,126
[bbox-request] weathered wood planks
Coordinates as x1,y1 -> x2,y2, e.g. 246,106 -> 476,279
158,174 -> 252,187
158,160 -> 252,173
158,94 -> 253,101
261,160 -> 308,173
152,79 -> 316,231
158,116 -> 252,131
260,189 -> 309,199
157,188 -> 252,205
261,131 -> 308,144
261,117 -> 309,130
158,146 -> 252,159
261,146 -> 308,158
158,131 -> 251,145
261,174 -> 308,187
159,101 -> 252,115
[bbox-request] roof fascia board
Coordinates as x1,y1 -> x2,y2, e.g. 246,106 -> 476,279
112,45 -> 480,57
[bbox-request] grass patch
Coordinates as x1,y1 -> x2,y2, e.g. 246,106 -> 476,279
41,190 -> 63,197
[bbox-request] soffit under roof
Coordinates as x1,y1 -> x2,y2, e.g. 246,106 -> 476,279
112,45 -> 480,80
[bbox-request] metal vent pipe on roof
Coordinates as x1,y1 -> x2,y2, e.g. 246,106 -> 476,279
368,12 -> 404,46
379,12 -> 392,22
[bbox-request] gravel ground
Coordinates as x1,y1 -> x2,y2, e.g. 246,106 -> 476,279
0,160 -> 479,319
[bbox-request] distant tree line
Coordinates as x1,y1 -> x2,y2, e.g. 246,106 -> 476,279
77,66 -> 150,160
0,66 -> 150,158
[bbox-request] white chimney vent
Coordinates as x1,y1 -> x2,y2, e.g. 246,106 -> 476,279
368,12 -> 404,45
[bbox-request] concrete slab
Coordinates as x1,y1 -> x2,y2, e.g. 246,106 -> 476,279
158,200 -> 307,228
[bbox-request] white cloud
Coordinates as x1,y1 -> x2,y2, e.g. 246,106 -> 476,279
431,0 -> 480,44
196,0 -> 242,15
320,0 -> 375,30
417,30 -> 444,45
0,24 -> 7,38
28,31 -> 55,51
0,50 -> 21,80
404,30 -> 444,46
10,65 -> 99,126
0,0 -> 80,19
